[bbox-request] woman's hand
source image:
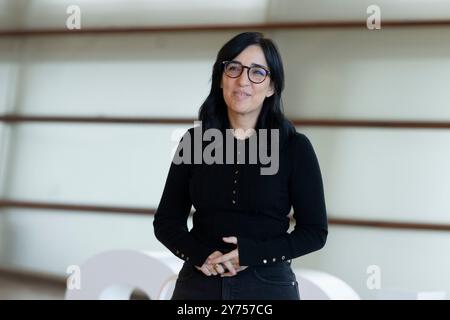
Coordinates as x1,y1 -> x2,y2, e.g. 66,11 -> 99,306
195,249 -> 241,276
195,250 -> 223,276
208,236 -> 248,277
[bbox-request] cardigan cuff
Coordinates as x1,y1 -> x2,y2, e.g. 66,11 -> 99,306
238,236 -> 293,267
172,233 -> 213,267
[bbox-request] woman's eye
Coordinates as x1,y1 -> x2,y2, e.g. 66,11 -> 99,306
252,68 -> 265,76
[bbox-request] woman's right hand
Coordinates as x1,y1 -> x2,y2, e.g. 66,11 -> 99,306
195,251 -> 241,276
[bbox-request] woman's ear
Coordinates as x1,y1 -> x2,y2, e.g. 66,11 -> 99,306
266,84 -> 275,98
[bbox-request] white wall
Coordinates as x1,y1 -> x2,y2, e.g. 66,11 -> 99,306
1,21 -> 450,299
297,225 -> 450,300
304,127 -> 450,224
3,0 -> 450,30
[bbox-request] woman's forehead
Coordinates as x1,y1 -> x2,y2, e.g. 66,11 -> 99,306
233,45 -> 268,66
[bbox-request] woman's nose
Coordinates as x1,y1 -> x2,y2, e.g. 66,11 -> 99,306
237,69 -> 251,85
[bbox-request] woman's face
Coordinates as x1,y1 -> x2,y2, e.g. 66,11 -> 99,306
221,45 -> 274,119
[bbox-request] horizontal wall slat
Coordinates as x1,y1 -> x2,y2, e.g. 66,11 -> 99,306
1,199 -> 449,232
1,114 -> 450,129
0,199 -> 153,215
0,115 -> 194,125
1,20 -> 450,37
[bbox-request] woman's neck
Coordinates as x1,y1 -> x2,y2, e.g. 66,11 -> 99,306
227,110 -> 259,139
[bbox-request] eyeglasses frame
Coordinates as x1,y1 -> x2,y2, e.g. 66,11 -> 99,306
222,60 -> 271,84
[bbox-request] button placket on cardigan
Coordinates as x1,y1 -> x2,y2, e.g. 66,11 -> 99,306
232,165 -> 239,205
232,148 -> 242,205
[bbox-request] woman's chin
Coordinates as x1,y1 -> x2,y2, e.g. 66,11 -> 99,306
229,104 -> 256,115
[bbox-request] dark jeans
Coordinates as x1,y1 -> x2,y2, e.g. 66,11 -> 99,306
171,260 -> 300,300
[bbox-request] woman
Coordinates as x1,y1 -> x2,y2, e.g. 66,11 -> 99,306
153,32 -> 328,300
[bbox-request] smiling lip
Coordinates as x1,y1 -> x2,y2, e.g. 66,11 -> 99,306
233,91 -> 251,97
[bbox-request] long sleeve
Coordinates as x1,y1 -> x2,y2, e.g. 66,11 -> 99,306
237,133 -> 328,266
153,129 -> 212,266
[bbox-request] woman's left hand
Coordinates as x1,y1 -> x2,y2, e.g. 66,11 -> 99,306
208,236 -> 248,277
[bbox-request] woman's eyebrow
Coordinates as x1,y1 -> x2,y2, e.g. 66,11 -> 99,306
233,60 -> 268,69
250,62 -> 268,69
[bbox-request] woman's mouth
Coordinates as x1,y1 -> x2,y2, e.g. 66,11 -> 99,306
233,91 -> 251,99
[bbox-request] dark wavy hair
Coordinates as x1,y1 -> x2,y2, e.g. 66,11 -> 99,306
198,32 -> 296,142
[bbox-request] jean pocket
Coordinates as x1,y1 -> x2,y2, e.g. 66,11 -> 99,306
252,265 -> 297,286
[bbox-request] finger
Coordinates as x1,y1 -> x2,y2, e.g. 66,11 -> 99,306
203,265 -> 212,276
230,257 -> 240,266
221,269 -> 240,277
221,265 -> 247,277
201,265 -> 211,276
208,251 -> 223,260
214,263 -> 226,274
205,251 -> 223,268
206,264 -> 217,276
222,236 -> 237,244
207,251 -> 224,264
221,272 -> 233,277
223,260 -> 236,276
209,250 -> 238,264
221,270 -> 238,277
218,256 -> 240,270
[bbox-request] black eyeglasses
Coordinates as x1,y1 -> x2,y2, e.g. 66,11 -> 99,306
222,60 -> 270,84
